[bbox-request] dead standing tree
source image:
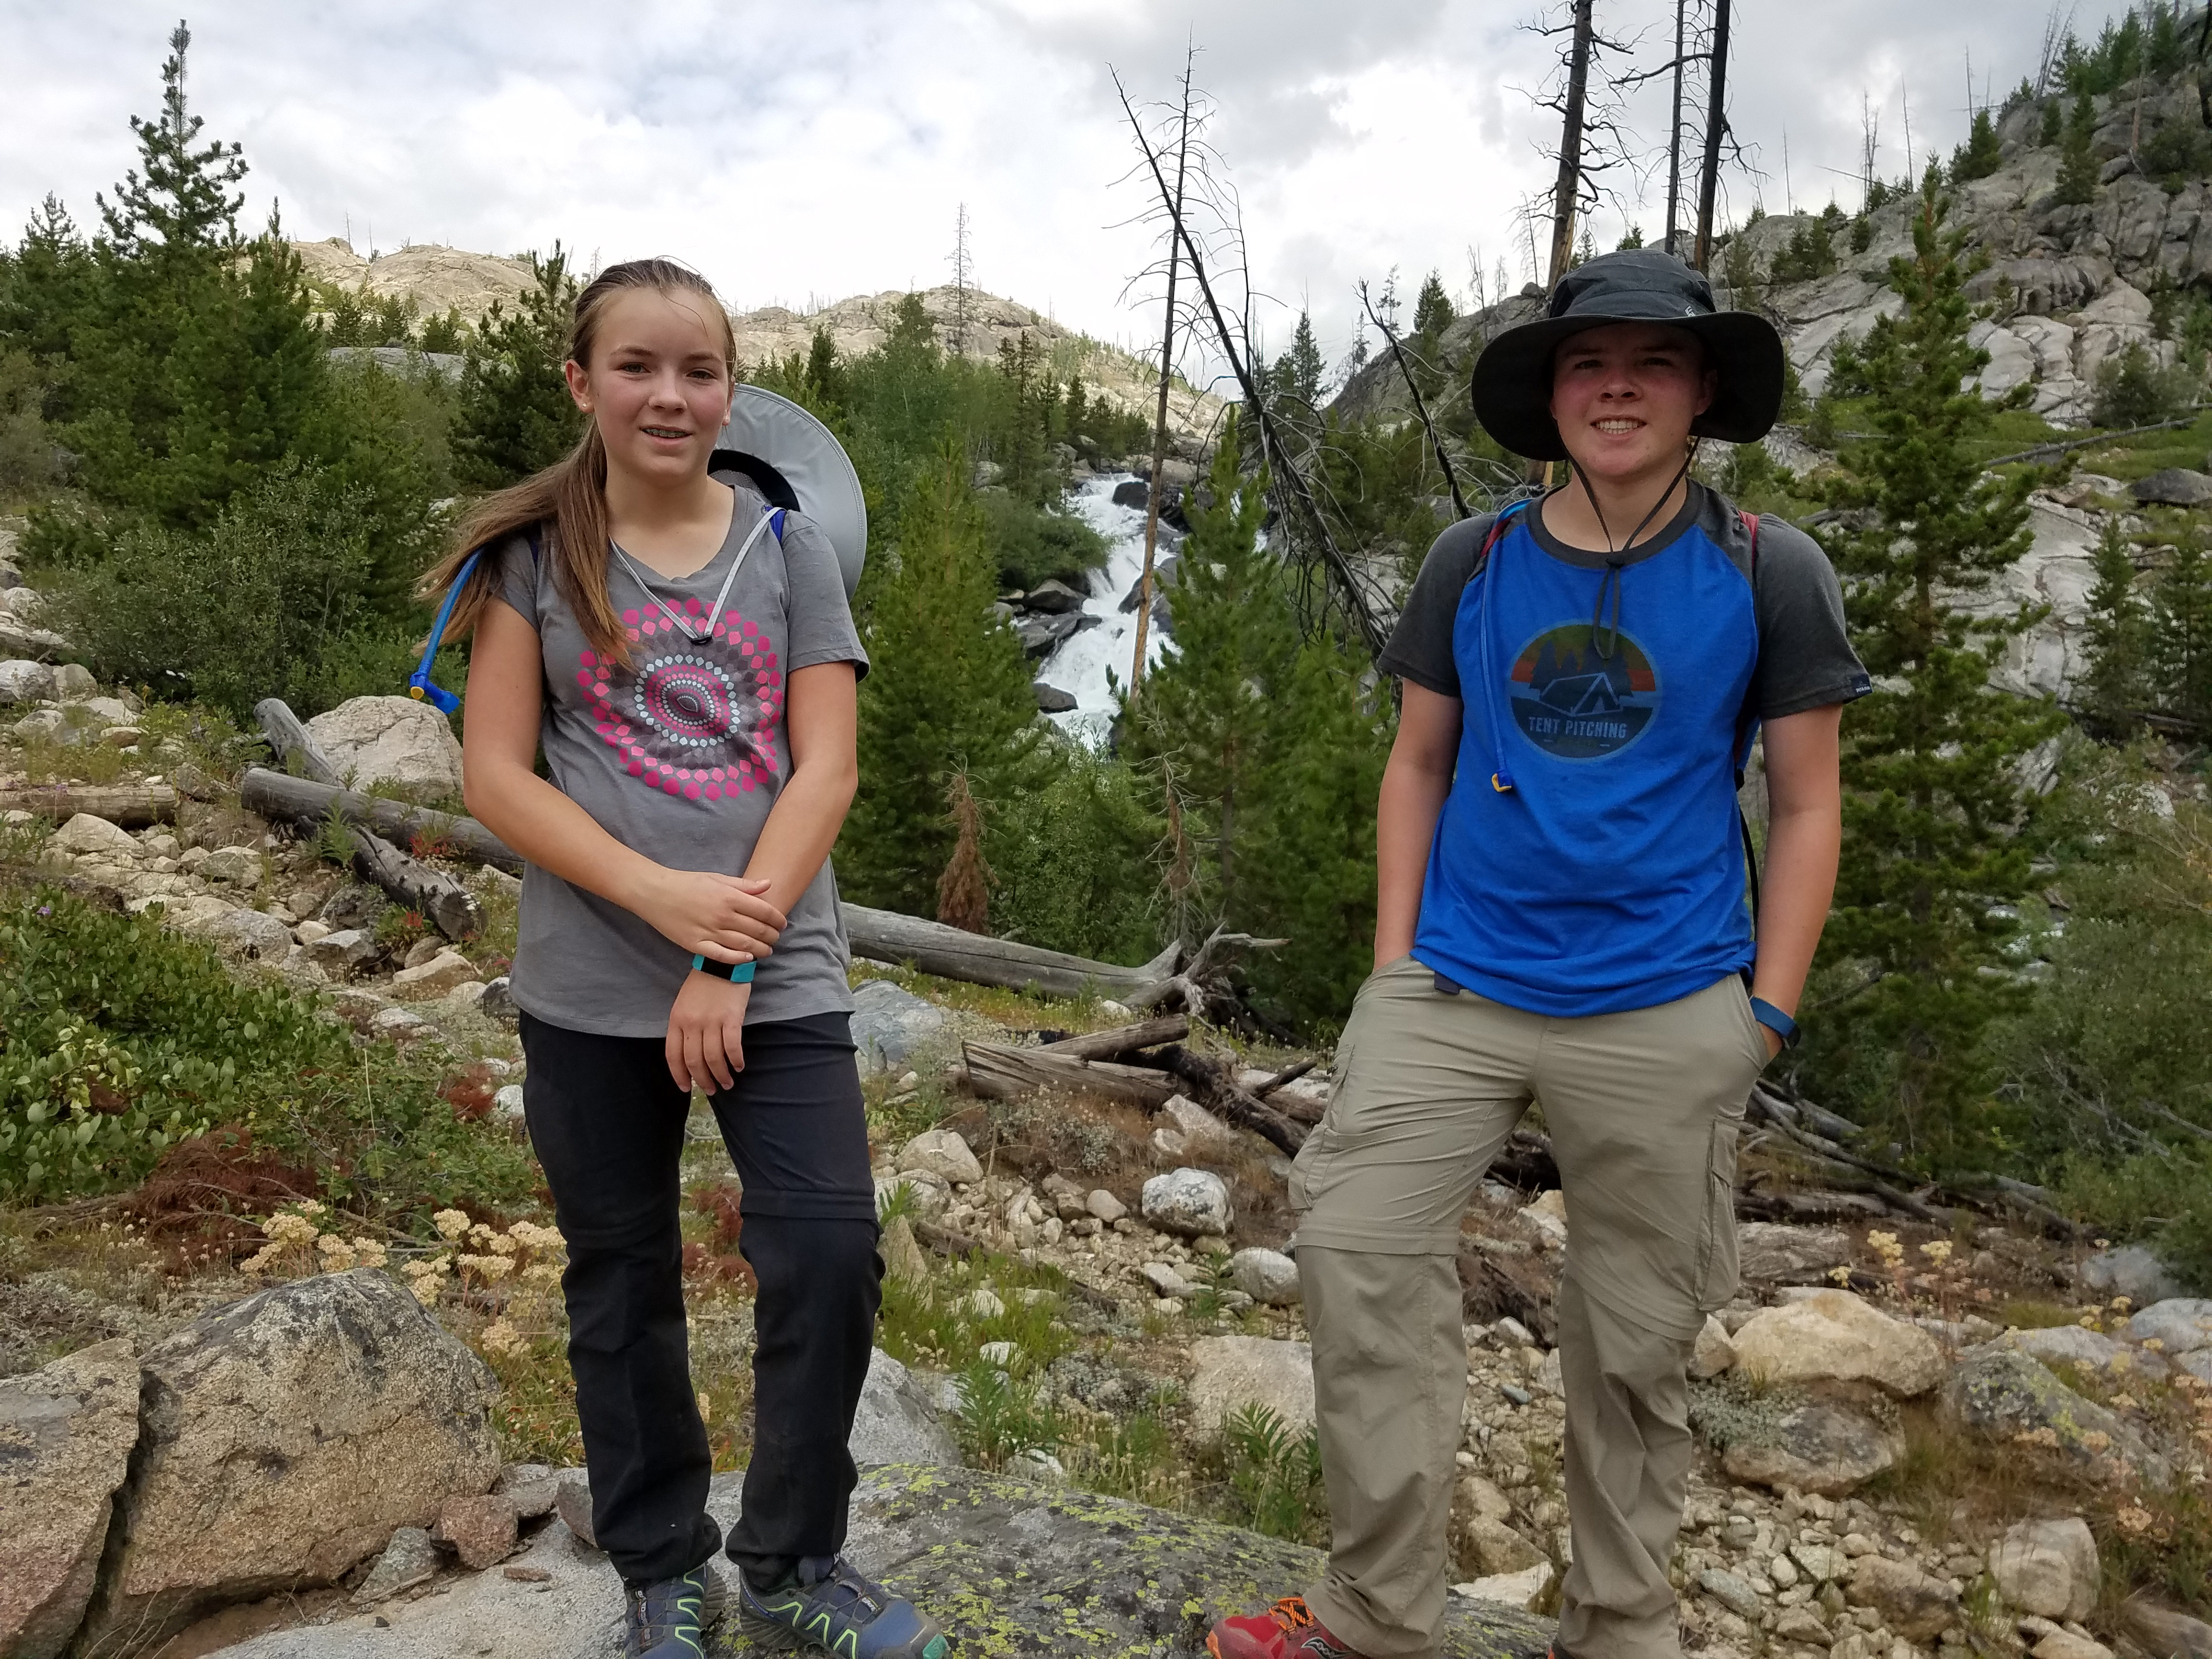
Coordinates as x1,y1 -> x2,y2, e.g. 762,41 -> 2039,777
1111,66 -> 1390,657
1124,49 -> 1203,705
1693,0 -> 1734,272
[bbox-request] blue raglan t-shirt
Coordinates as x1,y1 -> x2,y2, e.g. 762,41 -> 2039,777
1375,484 -> 1869,1018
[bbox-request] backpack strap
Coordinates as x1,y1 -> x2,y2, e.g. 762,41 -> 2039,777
1734,510 -> 1763,924
1463,500 -> 1533,586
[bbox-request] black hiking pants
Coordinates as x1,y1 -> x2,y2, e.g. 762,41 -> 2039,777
518,1009 -> 882,1590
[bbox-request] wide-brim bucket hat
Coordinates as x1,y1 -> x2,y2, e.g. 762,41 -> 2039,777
1470,248 -> 1786,461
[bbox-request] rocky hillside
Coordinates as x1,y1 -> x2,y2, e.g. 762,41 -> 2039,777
292,240 -> 1227,447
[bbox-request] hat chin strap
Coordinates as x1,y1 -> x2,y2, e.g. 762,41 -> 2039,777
1565,438 -> 1699,563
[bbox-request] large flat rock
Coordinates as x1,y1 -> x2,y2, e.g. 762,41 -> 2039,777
199,1465 -> 1555,1659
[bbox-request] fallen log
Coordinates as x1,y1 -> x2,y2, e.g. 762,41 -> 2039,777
252,698 -> 343,788
0,783 -> 179,827
848,904 -> 1181,1001
1154,1046 -> 1306,1156
1034,1017 -> 1189,1061
960,1042 -> 1181,1111
239,767 -> 522,874
1251,1058 -> 1317,1098
349,822 -> 482,942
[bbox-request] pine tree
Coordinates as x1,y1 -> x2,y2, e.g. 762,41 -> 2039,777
451,247 -> 582,488
2151,535 -> 2212,737
1275,311 -> 1324,407
95,23 -> 244,265
842,448 -> 1042,916
1412,271 -> 1454,344
1950,109 -> 2004,183
2037,99 -> 2063,149
2055,93 -> 2100,206
1124,409 -> 1295,929
2080,520 -> 2153,736
1813,171 -> 2067,1159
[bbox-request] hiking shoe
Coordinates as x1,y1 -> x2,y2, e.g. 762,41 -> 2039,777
736,1555 -> 949,1659
1207,1595 -> 1369,1659
624,1564 -> 726,1657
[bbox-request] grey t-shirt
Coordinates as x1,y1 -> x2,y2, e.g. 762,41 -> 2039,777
1378,483 -> 1869,720
492,481 -> 869,1038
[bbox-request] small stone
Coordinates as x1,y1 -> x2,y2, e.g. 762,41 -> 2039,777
371,1006 -> 437,1042
1500,1383 -> 1533,1407
479,977 -> 520,1026
295,919 -> 333,945
1187,1335 -> 1316,1433
1852,1556 -> 1962,1644
1723,1402 -> 1902,1497
2033,1633 -> 2115,1659
50,663 -> 94,698
1141,1262 -> 1193,1298
492,1463 -> 560,1517
352,1526 -> 441,1605
1494,1317 -> 1535,1347
897,1127 -> 984,1186
1776,1606 -> 1833,1644
306,927 -> 380,975
404,935 -> 447,970
1452,1562 -> 1553,1611
1701,1568 -> 1767,1621
197,844 -> 263,885
502,1566 -> 552,1583
1085,1189 -> 1127,1224
555,1476 -> 595,1548
1771,1553 -> 1802,1590
1141,1167 -> 1231,1237
958,1288 -> 1005,1322
432,1491 -> 518,1570
1464,1515 -> 1546,1576
1228,1247 -> 1302,1307
390,949 -> 481,1002
1691,1314 -> 1739,1379
879,1215 -> 930,1285
1990,1518 -> 2099,1622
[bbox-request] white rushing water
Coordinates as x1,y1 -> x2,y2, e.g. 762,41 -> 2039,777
1035,472 -> 1175,745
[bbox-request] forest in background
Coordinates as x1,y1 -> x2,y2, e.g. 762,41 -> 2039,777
0,18 -> 2209,1290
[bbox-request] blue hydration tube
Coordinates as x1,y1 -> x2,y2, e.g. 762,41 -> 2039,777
407,548 -> 481,715
1477,500 -> 1535,795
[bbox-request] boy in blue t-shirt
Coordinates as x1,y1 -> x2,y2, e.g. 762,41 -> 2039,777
1211,252 -> 1868,1659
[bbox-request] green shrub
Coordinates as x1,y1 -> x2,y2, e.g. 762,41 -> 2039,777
979,492 -> 1109,591
0,883 -> 534,1214
40,464 -> 433,719
2092,341 -> 2197,429
983,741 -> 1162,965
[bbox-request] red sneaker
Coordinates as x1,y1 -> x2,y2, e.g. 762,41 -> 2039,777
1207,1596 -> 1369,1659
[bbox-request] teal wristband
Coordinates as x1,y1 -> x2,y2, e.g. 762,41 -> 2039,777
691,954 -> 756,984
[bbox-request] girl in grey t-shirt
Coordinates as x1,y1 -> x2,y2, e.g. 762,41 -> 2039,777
422,258 -> 945,1659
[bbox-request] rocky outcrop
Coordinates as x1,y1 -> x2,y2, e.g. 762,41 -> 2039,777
193,1465 -> 1556,1658
850,978 -> 951,1075
0,1339 -> 140,1659
1944,1347 -> 2172,1487
81,1269 -> 500,1650
289,241 -> 534,327
848,1350 -> 960,1469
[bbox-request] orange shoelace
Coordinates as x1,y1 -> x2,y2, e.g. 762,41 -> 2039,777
1269,1598 -> 1317,1635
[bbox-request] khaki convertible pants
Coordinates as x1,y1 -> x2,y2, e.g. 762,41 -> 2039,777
1290,958 -> 1768,1659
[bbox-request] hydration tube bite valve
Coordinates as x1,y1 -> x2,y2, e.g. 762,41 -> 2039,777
408,548 -> 481,715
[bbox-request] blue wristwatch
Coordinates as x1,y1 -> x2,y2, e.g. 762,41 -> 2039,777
1748,997 -> 1799,1049
691,954 -> 757,984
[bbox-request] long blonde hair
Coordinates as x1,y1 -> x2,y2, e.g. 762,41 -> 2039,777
418,258 -> 739,668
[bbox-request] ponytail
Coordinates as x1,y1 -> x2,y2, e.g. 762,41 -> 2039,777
415,257 -> 740,670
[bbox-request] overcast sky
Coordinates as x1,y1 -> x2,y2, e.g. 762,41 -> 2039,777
2,1 -> 2128,385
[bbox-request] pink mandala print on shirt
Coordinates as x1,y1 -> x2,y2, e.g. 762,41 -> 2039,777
575,598 -> 786,804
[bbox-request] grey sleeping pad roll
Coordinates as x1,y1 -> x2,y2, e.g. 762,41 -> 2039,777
712,382 -> 870,599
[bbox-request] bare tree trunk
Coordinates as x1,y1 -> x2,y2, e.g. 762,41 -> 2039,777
1694,0 -> 1733,272
1129,52 -> 1197,706
1547,0 -> 1597,287
1665,0 -> 1688,255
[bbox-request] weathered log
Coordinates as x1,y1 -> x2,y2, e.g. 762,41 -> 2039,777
0,783 -> 179,827
252,698 -> 343,787
350,822 -> 483,941
239,767 -> 522,874
960,1042 -> 1181,1111
849,904 -> 1181,1001
1251,1058 -> 1317,1098
1034,1017 -> 1189,1061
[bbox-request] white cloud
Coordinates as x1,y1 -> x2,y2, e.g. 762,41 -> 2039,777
0,0 -> 2128,377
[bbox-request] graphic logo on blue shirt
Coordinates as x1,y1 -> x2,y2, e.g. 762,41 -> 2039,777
1508,623 -> 1661,760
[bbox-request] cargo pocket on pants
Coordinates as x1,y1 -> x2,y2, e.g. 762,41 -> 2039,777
1693,1108 -> 1743,1311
